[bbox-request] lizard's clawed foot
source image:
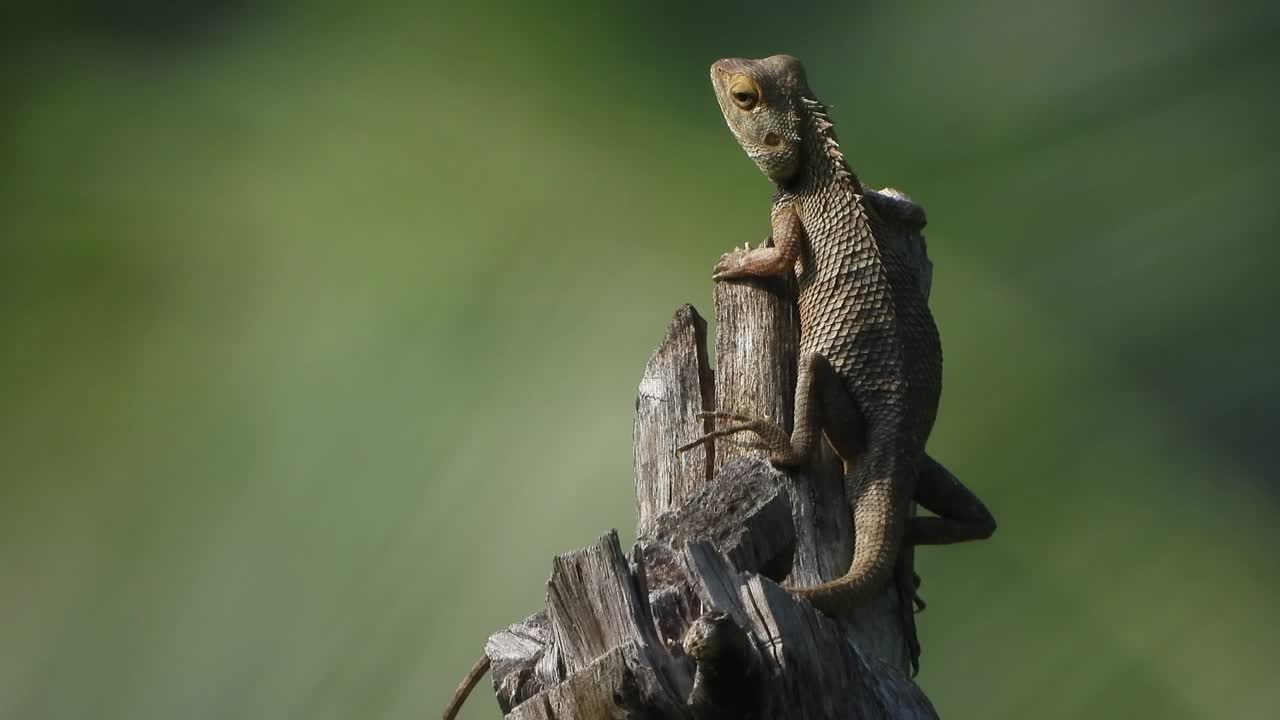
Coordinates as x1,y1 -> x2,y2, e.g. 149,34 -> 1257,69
677,410 -> 800,465
711,243 -> 760,281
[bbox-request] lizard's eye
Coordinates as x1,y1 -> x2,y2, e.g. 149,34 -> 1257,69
728,77 -> 760,110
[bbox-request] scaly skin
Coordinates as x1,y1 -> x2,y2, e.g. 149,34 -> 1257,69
681,55 -> 995,670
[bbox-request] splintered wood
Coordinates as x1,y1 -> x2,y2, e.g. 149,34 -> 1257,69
478,189 -> 940,719
633,305 -> 713,536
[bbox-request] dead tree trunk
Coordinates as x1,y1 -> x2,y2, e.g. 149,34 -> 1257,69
479,189 -> 941,719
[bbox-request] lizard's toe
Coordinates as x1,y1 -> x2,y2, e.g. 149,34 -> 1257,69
712,248 -> 753,280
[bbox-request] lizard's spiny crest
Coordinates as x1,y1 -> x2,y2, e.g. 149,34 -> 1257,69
799,96 -> 856,187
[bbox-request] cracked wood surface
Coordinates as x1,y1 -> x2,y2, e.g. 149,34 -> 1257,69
634,305 -> 714,536
468,188 -> 941,719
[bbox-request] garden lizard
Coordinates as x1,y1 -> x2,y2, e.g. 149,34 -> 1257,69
679,55 -> 996,671
441,55 -> 997,718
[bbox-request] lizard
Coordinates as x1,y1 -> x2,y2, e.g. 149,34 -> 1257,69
440,55 -> 997,718
677,54 -> 996,672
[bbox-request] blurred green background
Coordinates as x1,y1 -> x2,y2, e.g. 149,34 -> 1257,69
2,1 -> 1278,718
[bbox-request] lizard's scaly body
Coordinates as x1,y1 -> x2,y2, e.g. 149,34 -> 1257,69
785,99 -> 942,609
685,55 -> 995,662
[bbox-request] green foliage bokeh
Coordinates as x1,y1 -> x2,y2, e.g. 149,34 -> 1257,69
2,2 -> 1278,718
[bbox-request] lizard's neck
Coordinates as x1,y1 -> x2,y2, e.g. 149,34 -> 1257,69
792,95 -> 863,195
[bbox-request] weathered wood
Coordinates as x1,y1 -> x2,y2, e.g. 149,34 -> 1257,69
506,644 -> 687,720
508,532 -> 690,718
678,542 -> 936,719
711,275 -> 797,468
737,571 -> 935,720
640,455 -> 796,586
634,305 -> 714,536
636,455 -> 797,653
489,612 -> 550,714
469,186 -> 945,719
675,543 -> 936,717
545,532 -> 673,677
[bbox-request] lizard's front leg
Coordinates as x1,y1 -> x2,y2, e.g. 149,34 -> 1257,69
711,204 -> 804,280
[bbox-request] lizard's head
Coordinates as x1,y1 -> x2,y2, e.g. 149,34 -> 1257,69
711,54 -> 810,184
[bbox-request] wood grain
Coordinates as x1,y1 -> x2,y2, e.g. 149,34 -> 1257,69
461,188 -> 944,719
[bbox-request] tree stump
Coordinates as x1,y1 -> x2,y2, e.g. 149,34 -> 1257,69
476,189 -> 942,719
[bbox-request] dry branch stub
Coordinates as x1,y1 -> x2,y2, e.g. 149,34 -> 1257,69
711,275 -> 797,470
473,188 -> 941,719
634,304 -> 714,537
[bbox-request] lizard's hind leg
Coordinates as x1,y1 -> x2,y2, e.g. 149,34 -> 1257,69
677,352 -> 850,468
896,455 -> 996,674
907,456 -> 997,545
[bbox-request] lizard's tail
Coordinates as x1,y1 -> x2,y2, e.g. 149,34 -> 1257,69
790,454 -> 910,615
442,654 -> 491,720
